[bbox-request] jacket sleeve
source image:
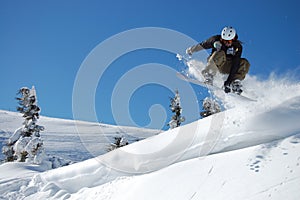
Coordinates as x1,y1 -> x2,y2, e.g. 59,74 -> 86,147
225,42 -> 243,84
189,35 -> 218,53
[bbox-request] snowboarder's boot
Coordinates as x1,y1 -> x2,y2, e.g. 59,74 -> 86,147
231,80 -> 243,95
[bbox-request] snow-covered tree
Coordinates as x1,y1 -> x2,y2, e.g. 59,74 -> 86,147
2,86 -> 45,164
167,90 -> 185,129
107,136 -> 129,152
200,97 -> 221,118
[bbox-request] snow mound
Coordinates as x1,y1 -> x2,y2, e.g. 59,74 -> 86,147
73,133 -> 300,200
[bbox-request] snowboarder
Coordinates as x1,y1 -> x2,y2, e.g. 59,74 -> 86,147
186,26 -> 250,94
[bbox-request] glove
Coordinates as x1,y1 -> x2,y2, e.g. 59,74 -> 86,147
186,47 -> 193,56
224,81 -> 231,93
213,41 -> 222,51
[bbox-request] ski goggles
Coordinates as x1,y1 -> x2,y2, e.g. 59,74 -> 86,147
221,39 -> 233,47
222,39 -> 233,45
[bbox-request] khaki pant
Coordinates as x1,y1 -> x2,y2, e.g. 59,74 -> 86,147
202,51 -> 250,81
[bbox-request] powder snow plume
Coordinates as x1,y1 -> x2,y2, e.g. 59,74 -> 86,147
184,59 -> 300,111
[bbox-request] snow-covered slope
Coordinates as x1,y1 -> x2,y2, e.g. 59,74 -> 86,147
1,74 -> 300,200
74,134 -> 300,200
0,111 -> 160,162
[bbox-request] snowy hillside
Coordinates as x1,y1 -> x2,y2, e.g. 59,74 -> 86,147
0,110 -> 160,163
1,74 -> 300,200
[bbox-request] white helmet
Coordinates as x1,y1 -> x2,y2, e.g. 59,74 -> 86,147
221,26 -> 236,40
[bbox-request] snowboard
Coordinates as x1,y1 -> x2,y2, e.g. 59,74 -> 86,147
177,72 -> 256,102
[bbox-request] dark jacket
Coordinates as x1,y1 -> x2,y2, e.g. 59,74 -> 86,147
190,35 -> 243,84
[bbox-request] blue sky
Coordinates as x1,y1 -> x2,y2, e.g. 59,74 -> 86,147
0,0 -> 299,130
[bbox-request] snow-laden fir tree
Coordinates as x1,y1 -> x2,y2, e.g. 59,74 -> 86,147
167,90 -> 185,129
2,86 -> 45,164
107,136 -> 129,152
200,97 -> 221,118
